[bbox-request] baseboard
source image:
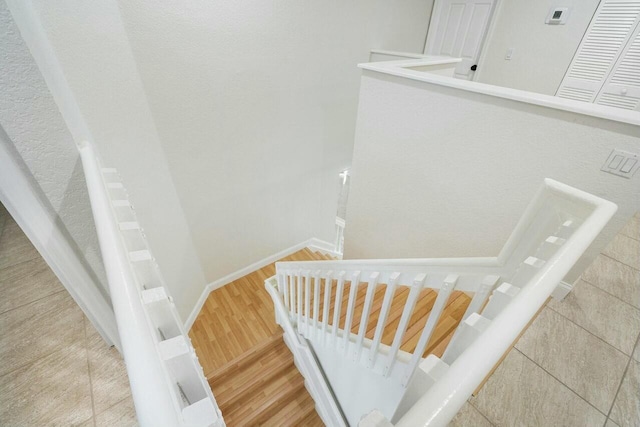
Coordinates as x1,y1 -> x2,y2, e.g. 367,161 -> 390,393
308,238 -> 343,259
551,280 -> 575,301
184,237 -> 337,330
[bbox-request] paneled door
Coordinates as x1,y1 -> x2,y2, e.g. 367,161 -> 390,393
557,0 -> 640,109
424,0 -> 496,80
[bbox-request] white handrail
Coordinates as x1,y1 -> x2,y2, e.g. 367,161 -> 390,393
396,181 -> 617,427
273,179 -> 616,426
79,142 -> 222,427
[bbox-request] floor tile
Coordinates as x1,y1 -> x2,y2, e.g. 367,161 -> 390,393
95,396 -> 138,427
582,255 -> 640,309
0,203 -> 7,238
619,213 -> 639,241
602,234 -> 640,270
609,359 -> 640,427
0,257 -> 64,314
0,219 -> 41,270
548,280 -> 640,355
471,349 -> 606,426
449,402 -> 493,427
86,319 -> 132,415
515,308 -> 628,413
633,341 -> 640,363
0,290 -> 85,376
0,341 -> 92,426
606,419 -> 621,427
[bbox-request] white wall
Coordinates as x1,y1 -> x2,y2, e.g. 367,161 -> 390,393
475,0 -> 600,95
115,0 -> 433,284
6,0 -> 208,320
345,71 -> 639,284
0,2 -> 107,296
6,0 -> 432,319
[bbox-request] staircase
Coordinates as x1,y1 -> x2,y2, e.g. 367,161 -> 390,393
265,179 -> 618,426
79,141 -> 617,427
206,334 -> 322,426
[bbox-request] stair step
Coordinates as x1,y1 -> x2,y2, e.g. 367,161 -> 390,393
207,334 -> 284,386
223,368 -> 306,426
260,388 -> 317,426
215,350 -> 295,414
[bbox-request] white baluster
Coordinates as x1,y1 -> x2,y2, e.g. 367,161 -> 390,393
384,274 -> 426,377
313,270 -> 321,340
482,282 -> 520,320
282,273 -> 290,312
441,312 -> 491,365
369,272 -> 400,368
461,275 -> 500,321
402,274 -> 458,386
297,271 -> 303,333
332,272 -> 346,347
322,271 -> 333,345
342,271 -> 361,354
354,272 -> 380,362
304,270 -> 311,337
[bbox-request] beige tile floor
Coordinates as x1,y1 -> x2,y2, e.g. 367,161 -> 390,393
1,201 -> 638,427
453,212 -> 640,427
0,204 -> 137,427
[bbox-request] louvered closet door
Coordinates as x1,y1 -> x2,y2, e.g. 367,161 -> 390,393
595,24 -> 640,110
557,0 -> 640,102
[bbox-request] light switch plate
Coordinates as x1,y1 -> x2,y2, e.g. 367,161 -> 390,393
601,149 -> 639,178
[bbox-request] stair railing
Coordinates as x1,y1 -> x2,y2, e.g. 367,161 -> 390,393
79,141 -> 224,427
266,179 -> 616,426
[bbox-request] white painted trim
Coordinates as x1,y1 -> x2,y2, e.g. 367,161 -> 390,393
184,238 -> 338,330
358,60 -> 640,126
551,280 -> 576,301
0,138 -> 120,350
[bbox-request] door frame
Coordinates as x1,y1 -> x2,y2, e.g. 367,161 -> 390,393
0,133 -> 120,350
424,0 -> 502,81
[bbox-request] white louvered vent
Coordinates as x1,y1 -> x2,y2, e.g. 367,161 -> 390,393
557,87 -> 596,102
597,92 -> 640,109
557,0 -> 640,103
610,35 -> 640,87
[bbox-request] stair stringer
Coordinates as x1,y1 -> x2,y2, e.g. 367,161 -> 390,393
307,326 -> 413,426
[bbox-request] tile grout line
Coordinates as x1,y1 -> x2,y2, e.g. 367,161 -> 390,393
604,333 -> 640,425
84,317 -> 98,427
600,252 -> 640,273
580,275 -> 640,311
0,287 -> 67,317
468,399 -> 496,426
515,348 -> 610,417
545,304 -> 635,357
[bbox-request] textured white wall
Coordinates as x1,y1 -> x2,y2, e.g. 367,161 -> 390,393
115,0 -> 433,282
0,3 -> 108,296
7,0 -> 432,318
475,0 -> 600,95
7,0 -> 208,320
346,71 -> 640,283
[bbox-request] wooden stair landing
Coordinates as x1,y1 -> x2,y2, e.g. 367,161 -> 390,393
189,248 -> 472,425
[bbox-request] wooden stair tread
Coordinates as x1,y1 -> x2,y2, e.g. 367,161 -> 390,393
213,347 -> 294,412
224,367 -> 306,426
260,389 -> 318,426
207,334 -> 284,385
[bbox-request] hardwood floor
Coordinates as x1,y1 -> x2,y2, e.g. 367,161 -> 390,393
189,248 -> 471,425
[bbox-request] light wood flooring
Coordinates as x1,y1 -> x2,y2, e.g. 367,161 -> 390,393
189,247 -> 471,426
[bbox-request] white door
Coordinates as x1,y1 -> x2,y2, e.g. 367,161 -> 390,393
557,0 -> 640,104
424,0 -> 495,80
595,22 -> 640,110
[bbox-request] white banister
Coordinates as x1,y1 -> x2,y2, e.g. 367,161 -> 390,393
79,142 -> 223,427
266,179 -> 616,427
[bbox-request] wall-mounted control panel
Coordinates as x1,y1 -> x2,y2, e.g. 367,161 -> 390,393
546,7 -> 569,25
601,149 -> 639,179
